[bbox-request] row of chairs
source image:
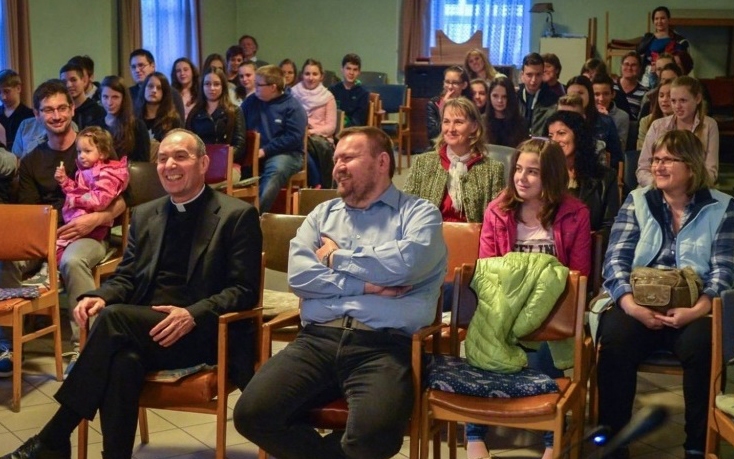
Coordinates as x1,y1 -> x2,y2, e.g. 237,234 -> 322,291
365,84 -> 412,174
5,197 -> 734,458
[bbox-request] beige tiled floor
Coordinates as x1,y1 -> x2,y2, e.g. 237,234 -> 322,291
3,324 -> 734,459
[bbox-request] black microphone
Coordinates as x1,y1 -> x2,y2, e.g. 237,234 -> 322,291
557,425 -> 612,458
593,405 -> 669,459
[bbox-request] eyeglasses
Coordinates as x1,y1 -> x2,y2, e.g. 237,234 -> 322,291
650,157 -> 683,167
157,152 -> 197,164
130,63 -> 150,71
39,105 -> 72,116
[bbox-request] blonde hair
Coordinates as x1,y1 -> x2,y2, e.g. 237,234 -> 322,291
671,76 -> 706,140
433,97 -> 485,157
76,126 -> 118,161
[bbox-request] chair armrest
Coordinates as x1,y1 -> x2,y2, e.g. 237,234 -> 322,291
260,309 -> 302,364
413,322 -> 445,346
219,307 -> 263,324
263,309 -> 301,330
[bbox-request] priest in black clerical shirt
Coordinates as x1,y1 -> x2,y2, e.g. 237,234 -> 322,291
2,129 -> 262,459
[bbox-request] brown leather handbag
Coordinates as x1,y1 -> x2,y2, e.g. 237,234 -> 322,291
630,266 -> 703,311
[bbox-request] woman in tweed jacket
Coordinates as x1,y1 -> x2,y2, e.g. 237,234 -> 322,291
405,97 -> 504,223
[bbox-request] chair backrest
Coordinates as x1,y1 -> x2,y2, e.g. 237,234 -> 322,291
486,143 -> 515,186
359,71 -> 388,86
700,78 -> 734,113
335,109 -> 345,136
260,213 -> 306,273
295,189 -> 340,216
363,84 -> 406,114
127,161 -> 167,207
367,100 -> 376,127
623,150 -> 640,195
368,93 -> 381,126
0,205 -> 56,261
244,130 -> 260,177
442,222 -> 481,284
204,144 -> 233,185
590,230 -> 609,299
323,70 -> 341,87
721,291 -> 734,364
452,263 -> 584,343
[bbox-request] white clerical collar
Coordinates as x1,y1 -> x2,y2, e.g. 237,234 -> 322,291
170,185 -> 206,212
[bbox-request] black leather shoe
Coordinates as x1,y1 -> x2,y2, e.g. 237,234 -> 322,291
1,436 -> 70,459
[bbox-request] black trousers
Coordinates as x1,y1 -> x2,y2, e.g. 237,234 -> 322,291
54,304 -> 216,458
234,324 -> 413,459
597,305 -> 711,451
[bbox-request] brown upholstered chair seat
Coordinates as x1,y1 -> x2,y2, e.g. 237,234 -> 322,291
426,377 -> 572,418
307,398 -> 349,429
139,369 -> 221,406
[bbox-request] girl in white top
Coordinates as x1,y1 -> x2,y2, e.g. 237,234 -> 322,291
637,76 -> 718,186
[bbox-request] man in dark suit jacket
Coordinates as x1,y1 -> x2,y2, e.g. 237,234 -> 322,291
1,129 -> 262,459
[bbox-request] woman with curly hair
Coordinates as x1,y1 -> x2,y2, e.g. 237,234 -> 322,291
546,110 -> 619,231
566,75 -> 623,169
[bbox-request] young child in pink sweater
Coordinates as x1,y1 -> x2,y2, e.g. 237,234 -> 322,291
54,126 -> 129,262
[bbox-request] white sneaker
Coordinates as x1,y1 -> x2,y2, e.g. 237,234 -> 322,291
62,351 -> 79,380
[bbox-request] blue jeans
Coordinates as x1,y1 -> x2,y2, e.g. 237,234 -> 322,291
259,152 -> 303,213
234,324 -> 414,459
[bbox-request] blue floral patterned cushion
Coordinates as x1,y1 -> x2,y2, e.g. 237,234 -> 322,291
427,354 -> 559,398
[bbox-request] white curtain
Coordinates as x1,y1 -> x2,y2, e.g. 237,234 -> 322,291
0,1 -> 7,69
141,0 -> 200,77
429,0 -> 530,66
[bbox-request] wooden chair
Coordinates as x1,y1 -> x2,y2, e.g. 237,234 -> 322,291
369,92 -> 383,127
92,162 -> 168,287
621,150 -> 640,201
293,188 -> 340,216
0,205 -> 63,412
335,109 -> 346,136
589,230 -> 608,299
420,265 -> 587,459
366,99 -> 376,128
260,213 -> 306,328
256,221 -> 479,459
282,134 -> 308,214
365,84 -> 412,173
231,130 -> 261,209
204,144 -> 234,194
486,143 -> 515,186
705,292 -> 733,455
77,259 -> 265,459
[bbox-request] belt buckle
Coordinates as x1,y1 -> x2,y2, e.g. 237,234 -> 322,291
342,316 -> 355,330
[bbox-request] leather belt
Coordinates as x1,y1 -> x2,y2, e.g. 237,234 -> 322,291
316,316 -> 375,331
